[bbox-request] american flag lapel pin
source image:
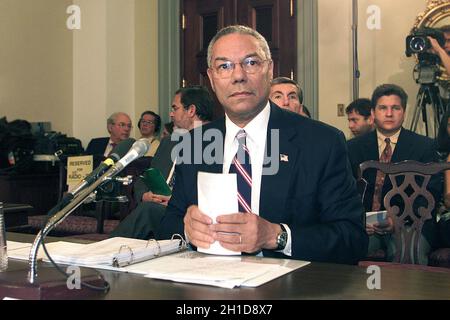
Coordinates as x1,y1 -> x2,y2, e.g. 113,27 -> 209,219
280,154 -> 289,162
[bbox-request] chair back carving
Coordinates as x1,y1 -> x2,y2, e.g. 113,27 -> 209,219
359,160 -> 450,264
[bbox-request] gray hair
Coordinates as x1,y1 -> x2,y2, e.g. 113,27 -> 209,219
207,25 -> 272,68
107,112 -> 129,126
271,77 -> 303,104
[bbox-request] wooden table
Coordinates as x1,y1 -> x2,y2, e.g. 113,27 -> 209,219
3,233 -> 450,300
2,204 -> 34,231
0,173 -> 59,215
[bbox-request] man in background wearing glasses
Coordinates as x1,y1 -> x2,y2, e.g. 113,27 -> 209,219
158,25 -> 367,264
86,112 -> 132,165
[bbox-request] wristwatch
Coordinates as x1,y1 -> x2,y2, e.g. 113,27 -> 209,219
276,224 -> 288,251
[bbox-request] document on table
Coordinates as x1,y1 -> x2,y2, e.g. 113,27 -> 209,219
6,241 -> 33,252
122,251 -> 310,289
7,237 -> 184,268
197,172 -> 240,256
7,240 -> 310,289
7,241 -> 34,260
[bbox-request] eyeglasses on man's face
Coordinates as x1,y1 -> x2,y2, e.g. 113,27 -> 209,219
211,57 -> 270,78
140,120 -> 155,126
114,122 -> 133,129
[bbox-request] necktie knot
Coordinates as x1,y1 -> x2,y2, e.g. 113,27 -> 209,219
385,137 -> 390,145
236,130 -> 247,146
235,130 -> 250,165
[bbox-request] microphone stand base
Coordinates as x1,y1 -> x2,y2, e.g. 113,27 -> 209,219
0,265 -> 108,300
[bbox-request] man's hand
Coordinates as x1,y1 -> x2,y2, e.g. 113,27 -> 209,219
366,223 -> 376,236
142,191 -> 171,206
428,36 -> 444,55
210,212 -> 280,253
184,205 -> 215,249
372,216 -> 394,235
428,36 -> 450,76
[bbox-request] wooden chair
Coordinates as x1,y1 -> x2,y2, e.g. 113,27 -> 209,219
359,160 -> 450,265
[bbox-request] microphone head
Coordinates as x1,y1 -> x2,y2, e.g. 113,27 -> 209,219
132,138 -> 151,158
109,138 -> 136,162
110,138 -> 150,174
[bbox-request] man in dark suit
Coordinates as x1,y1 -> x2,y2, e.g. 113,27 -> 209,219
85,112 -> 132,166
347,83 -> 441,264
270,77 -> 306,116
157,25 -> 367,264
110,86 -> 214,239
345,98 -> 374,137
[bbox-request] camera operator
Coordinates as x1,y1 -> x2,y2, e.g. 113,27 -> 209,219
429,25 -> 450,76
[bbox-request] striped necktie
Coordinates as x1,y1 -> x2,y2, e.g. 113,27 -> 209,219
107,142 -> 117,157
371,137 -> 393,211
229,130 -> 252,213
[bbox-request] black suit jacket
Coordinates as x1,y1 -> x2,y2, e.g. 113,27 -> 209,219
85,137 -> 109,167
157,103 -> 368,264
347,128 -> 442,246
347,128 -> 441,210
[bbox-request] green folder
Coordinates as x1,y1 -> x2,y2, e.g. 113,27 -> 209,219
141,168 -> 172,196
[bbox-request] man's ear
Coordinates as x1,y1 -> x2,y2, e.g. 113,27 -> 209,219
207,68 -> 216,92
368,113 -> 375,125
107,124 -> 112,134
187,104 -> 197,117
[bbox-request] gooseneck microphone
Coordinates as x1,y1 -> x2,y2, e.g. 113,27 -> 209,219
69,138 -> 136,196
29,138 -> 151,283
46,138 -> 136,216
93,138 -> 150,184
112,138 -> 150,172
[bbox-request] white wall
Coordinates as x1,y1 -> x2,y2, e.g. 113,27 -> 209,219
1,0 -> 158,149
73,0 -> 108,148
0,0 -> 73,134
135,0 -> 159,124
74,0 -> 158,148
318,0 -> 428,138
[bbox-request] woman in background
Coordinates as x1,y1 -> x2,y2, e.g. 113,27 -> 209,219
138,111 -> 161,157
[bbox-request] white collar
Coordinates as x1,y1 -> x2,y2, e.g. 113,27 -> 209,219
224,101 -> 271,143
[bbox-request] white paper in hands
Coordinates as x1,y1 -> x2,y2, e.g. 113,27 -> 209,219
197,172 -> 240,255
366,210 -> 388,226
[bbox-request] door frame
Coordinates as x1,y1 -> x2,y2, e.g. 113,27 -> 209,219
158,0 -> 181,124
158,0 -> 318,121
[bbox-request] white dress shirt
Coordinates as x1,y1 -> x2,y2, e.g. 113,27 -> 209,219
223,101 -> 292,256
376,128 -> 401,157
103,139 -> 116,157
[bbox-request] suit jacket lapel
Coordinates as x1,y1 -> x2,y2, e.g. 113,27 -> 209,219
200,119 -> 225,174
260,103 -> 299,220
391,128 -> 411,163
363,131 -> 379,162
362,131 -> 379,185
